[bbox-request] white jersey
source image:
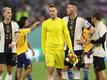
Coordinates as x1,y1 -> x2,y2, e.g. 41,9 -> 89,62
63,16 -> 91,51
91,21 -> 106,57
0,21 -> 20,53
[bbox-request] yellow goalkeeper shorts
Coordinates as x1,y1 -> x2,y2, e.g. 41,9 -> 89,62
45,50 -> 65,69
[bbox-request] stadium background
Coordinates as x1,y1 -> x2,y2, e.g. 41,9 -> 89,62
0,0 -> 107,80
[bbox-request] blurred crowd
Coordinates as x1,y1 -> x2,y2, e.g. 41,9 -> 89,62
0,0 -> 107,24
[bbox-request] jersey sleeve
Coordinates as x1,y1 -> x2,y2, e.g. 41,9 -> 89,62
41,22 -> 47,55
62,20 -> 73,51
14,22 -> 20,33
21,28 -> 31,35
99,25 -> 107,37
83,19 -> 92,29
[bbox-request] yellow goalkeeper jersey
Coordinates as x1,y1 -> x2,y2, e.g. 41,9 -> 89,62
16,28 -> 31,55
42,18 -> 73,54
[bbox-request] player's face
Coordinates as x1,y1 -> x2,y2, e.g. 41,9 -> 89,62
49,7 -> 57,19
24,19 -> 29,27
91,16 -> 95,23
3,8 -> 12,20
67,4 -> 76,15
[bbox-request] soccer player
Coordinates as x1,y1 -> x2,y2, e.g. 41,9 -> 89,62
16,16 -> 39,80
41,3 -> 75,80
90,12 -> 106,80
0,7 -> 20,80
15,41 -> 34,80
82,17 -> 94,80
63,2 -> 95,80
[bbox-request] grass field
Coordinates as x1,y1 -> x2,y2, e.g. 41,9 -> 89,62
2,61 -> 107,80
31,61 -> 107,80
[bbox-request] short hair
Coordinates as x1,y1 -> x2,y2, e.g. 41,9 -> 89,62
2,7 -> 11,13
48,3 -> 57,8
18,16 -> 28,28
92,12 -> 102,21
67,2 -> 78,8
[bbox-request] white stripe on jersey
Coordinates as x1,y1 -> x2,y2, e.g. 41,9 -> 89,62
0,21 -> 19,53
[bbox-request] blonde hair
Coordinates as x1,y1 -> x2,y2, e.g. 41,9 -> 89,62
2,7 -> 11,13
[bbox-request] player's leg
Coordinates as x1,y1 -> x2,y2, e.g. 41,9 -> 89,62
83,64 -> 90,80
24,67 -> 32,80
62,48 -> 73,80
21,53 -> 32,80
72,50 -> 85,80
5,65 -> 13,80
94,69 -> 99,80
14,69 -> 17,80
55,50 -> 65,80
17,54 -> 23,80
83,53 -> 93,80
56,68 -> 63,80
17,68 -> 23,80
5,53 -> 17,80
98,70 -> 106,80
47,67 -> 54,80
27,74 -> 32,80
25,50 -> 33,80
0,53 -> 5,80
93,56 -> 106,80
45,50 -> 55,80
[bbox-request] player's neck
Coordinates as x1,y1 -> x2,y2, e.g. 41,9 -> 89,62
3,19 -> 11,24
70,13 -> 77,20
51,17 -> 57,20
94,20 -> 100,27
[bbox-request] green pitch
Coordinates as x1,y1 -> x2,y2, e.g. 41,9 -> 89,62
2,61 -> 107,80
31,62 -> 107,80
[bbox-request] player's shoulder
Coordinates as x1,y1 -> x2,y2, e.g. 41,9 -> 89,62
62,16 -> 69,21
11,20 -> 18,24
11,21 -> 19,26
57,17 -> 64,21
57,17 -> 67,24
42,18 -> 50,24
77,16 -> 85,21
0,21 -> 3,25
99,21 -> 107,30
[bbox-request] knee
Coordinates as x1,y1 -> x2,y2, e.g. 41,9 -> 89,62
26,65 -> 32,71
57,71 -> 62,76
0,70 -> 3,75
57,70 -> 62,76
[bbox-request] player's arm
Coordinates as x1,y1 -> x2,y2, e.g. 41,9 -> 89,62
41,22 -> 47,55
14,32 -> 20,44
29,21 -> 40,31
62,20 -> 73,52
28,41 -> 35,56
9,22 -> 20,48
14,22 -> 20,44
90,33 -> 106,44
84,19 -> 95,35
88,26 -> 95,35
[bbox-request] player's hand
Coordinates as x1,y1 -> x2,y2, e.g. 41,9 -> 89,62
35,21 -> 40,26
9,42 -> 16,48
31,50 -> 35,56
66,51 -> 78,64
76,39 -> 85,45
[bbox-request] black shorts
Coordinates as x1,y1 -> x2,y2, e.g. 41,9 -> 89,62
93,56 -> 106,71
64,49 -> 85,68
0,53 -> 17,66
